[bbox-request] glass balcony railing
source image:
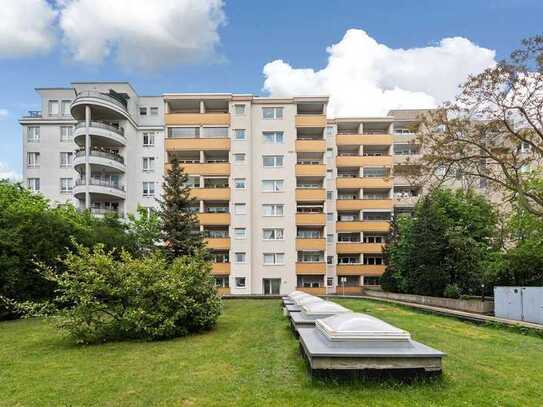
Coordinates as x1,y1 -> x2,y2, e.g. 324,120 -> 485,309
75,149 -> 125,164
75,91 -> 127,111
75,178 -> 125,191
75,121 -> 125,137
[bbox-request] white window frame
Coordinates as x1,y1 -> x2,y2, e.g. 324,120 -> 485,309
262,131 -> 284,144
234,203 -> 247,215
139,107 -> 147,116
27,152 -> 40,168
235,277 -> 247,288
262,155 -> 283,168
263,252 -> 285,265
234,178 -> 246,189
143,132 -> 155,147
150,107 -> 159,116
263,228 -> 284,240
262,107 -> 283,119
233,153 -> 246,163
60,152 -> 73,168
234,252 -> 247,263
60,126 -> 73,142
233,104 -> 246,115
262,179 -> 284,192
48,100 -> 59,115
143,182 -> 155,197
142,157 -> 155,172
27,126 -> 40,143
233,129 -> 246,140
61,100 -> 71,116
27,178 -> 40,191
263,204 -> 284,217
60,177 -> 73,193
233,228 -> 247,239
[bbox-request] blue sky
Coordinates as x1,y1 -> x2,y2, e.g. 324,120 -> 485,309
1,0 -> 542,178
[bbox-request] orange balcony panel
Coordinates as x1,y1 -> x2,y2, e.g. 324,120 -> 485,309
336,199 -> 393,211
336,221 -> 390,233
211,262 -> 231,275
336,177 -> 393,189
190,188 -> 230,201
296,238 -> 326,251
165,138 -> 230,151
216,287 -> 231,296
336,134 -> 393,145
336,243 -> 384,254
295,189 -> 326,201
296,262 -> 326,275
335,286 -> 362,295
174,163 -> 230,176
336,156 -> 392,167
198,213 -> 230,225
295,114 -> 326,128
296,213 -> 326,225
297,287 -> 326,295
295,139 -> 326,152
336,264 -> 364,275
165,113 -> 230,126
205,238 -> 230,250
362,264 -> 386,276
295,164 -> 326,177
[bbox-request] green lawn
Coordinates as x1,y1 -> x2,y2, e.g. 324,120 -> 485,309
1,298 -> 542,406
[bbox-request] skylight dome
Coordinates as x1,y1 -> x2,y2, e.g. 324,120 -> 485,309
294,295 -> 324,306
301,301 -> 350,317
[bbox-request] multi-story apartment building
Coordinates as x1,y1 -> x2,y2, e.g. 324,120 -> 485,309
20,82 -> 435,296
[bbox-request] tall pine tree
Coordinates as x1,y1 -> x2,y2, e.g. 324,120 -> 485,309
159,155 -> 205,260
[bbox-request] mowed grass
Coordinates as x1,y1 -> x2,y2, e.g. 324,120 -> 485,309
1,299 -> 542,406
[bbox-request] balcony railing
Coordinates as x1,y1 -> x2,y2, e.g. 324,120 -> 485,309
90,208 -> 119,215
75,91 -> 127,111
75,149 -> 125,164
24,110 -> 42,118
75,178 -> 125,191
75,121 -> 125,137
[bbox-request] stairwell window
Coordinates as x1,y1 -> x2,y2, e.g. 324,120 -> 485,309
233,129 -> 246,140
262,179 -> 284,192
233,153 -> 246,163
27,152 -> 40,168
60,126 -> 73,142
234,178 -> 246,189
235,252 -> 247,263
143,132 -> 155,147
27,127 -> 40,142
60,152 -> 73,168
263,204 -> 284,217
234,104 -> 246,115
263,228 -> 284,240
234,228 -> 247,239
60,178 -> 73,193
262,107 -> 283,119
143,157 -> 155,172
263,155 -> 283,168
263,253 -> 285,265
263,131 -> 284,144
234,203 -> 247,215
143,182 -> 155,197
27,178 -> 40,191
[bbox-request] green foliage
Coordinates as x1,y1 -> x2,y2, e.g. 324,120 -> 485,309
127,206 -> 161,256
47,245 -> 222,344
159,156 -> 205,260
382,188 -> 499,297
443,284 -> 461,299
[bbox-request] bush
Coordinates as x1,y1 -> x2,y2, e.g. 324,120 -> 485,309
47,245 -> 222,344
443,284 -> 461,299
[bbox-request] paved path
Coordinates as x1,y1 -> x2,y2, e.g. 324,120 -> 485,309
327,294 -> 543,332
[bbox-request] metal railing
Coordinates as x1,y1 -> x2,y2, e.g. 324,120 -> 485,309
75,121 -> 125,137
90,208 -> 119,215
75,91 -> 127,111
75,178 -> 125,191
25,111 -> 42,118
75,149 -> 125,164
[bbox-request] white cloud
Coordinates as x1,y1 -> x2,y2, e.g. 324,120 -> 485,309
263,29 -> 497,117
58,0 -> 226,70
0,109 -> 8,120
0,0 -> 57,58
0,162 -> 20,181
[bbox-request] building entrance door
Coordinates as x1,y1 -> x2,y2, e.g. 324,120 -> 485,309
263,278 -> 281,295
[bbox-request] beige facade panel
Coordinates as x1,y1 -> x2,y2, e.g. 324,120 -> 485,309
211,263 -> 231,275
198,213 -> 230,225
296,213 -> 326,225
336,199 -> 393,211
296,238 -> 326,251
295,114 -> 326,128
165,138 -> 230,151
295,139 -> 326,152
336,134 -> 393,145
336,243 -> 385,254
190,188 -> 230,201
336,156 -> 393,167
296,188 -> 326,201
165,113 -> 230,126
296,262 -> 326,275
295,164 -> 326,177
336,178 -> 393,189
336,221 -> 390,233
205,238 -> 231,250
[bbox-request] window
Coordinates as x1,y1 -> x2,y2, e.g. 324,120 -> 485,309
234,228 -> 247,239
61,100 -> 71,116
27,178 -> 40,191
168,127 -> 200,138
234,104 -> 246,115
233,153 -> 246,162
364,255 -> 384,265
363,211 -> 391,221
327,277 -> 334,287
235,252 -> 246,263
327,256 -> 334,265
203,127 -> 228,138
60,178 -> 73,193
234,203 -> 247,215
143,132 -> 155,147
263,228 -> 284,240
143,182 -> 155,196
262,155 -> 283,168
326,148 -> 333,159
327,191 -> 333,200
215,276 -> 229,288
143,157 -> 155,172
185,176 -> 200,188
60,126 -> 73,142
150,107 -> 159,116
338,255 -> 360,264
262,107 -> 283,119
60,152 -> 73,167
234,178 -> 246,189
263,131 -> 284,144
139,107 -> 147,116
264,253 -> 285,265
326,126 -> 335,137
235,277 -> 246,288
326,169 -> 333,179
233,129 -> 246,140
27,152 -> 40,167
297,251 -> 323,263
363,233 -> 385,244
263,204 -> 284,217
327,234 -> 334,244
48,100 -> 59,115
27,127 -> 40,142
363,167 -> 387,177
327,212 -> 335,221
262,179 -> 284,192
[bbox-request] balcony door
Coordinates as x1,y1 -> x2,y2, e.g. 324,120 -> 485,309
263,278 -> 281,295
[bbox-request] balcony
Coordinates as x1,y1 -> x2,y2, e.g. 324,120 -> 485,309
165,113 -> 230,126
73,178 -> 126,200
296,213 -> 326,225
297,287 -> 326,295
190,188 -> 230,201
295,164 -> 326,177
336,177 -> 393,189
198,213 -> 230,225
296,238 -> 326,251
216,287 -> 231,296
295,189 -> 326,201
165,137 -> 230,151
165,162 -> 230,176
73,149 -> 126,172
296,262 -> 326,275
205,238 -> 231,250
336,155 -> 393,167
336,264 -> 365,275
336,199 -> 393,211
211,263 -> 231,275
71,91 -> 129,121
336,243 -> 384,254
295,114 -> 326,128
336,221 -> 390,233
74,121 -> 126,146
295,139 -> 326,152
335,286 -> 362,295
361,264 -> 386,276
336,134 -> 393,145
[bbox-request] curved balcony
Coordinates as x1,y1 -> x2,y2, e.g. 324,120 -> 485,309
73,178 -> 126,200
71,91 -> 130,122
74,122 -> 126,147
73,149 -> 126,173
